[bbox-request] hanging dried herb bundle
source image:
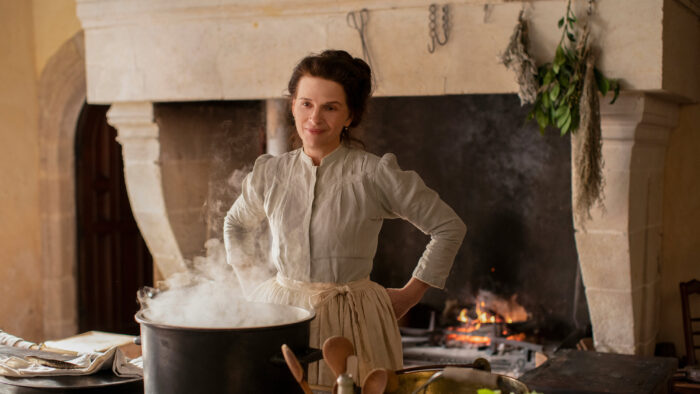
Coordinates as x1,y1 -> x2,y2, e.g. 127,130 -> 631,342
573,24 -> 605,223
518,0 -> 619,223
527,1 -> 619,135
500,10 -> 539,105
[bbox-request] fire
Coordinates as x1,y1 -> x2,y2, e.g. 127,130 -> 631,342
457,308 -> 469,323
445,291 -> 530,347
456,301 -> 505,327
506,333 -> 526,341
446,333 -> 491,345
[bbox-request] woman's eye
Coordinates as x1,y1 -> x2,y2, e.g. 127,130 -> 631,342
324,105 -> 336,111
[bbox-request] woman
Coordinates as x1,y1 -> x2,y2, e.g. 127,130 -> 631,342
224,50 -> 466,385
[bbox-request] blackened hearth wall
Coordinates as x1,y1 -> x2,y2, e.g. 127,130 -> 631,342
360,94 -> 587,339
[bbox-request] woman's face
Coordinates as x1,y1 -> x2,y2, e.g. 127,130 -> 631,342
292,75 -> 352,158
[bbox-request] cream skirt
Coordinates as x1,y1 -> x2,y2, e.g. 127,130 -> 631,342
250,274 -> 403,386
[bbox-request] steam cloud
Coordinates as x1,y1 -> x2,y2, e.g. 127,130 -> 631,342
139,236 -> 304,328
138,143 -> 297,328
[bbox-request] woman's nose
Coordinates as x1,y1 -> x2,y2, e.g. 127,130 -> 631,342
310,108 -> 322,123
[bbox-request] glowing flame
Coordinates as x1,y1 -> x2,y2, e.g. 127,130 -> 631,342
446,333 -> 491,345
457,308 -> 469,323
445,291 -> 530,347
507,333 -> 526,341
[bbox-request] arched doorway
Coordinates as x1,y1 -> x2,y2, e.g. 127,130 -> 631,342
75,103 -> 152,335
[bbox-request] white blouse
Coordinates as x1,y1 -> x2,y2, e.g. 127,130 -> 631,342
224,145 -> 466,291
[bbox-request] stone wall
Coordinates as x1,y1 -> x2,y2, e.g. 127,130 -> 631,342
659,102 -> 700,359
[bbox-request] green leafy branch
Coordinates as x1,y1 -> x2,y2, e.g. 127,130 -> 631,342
527,0 -> 619,135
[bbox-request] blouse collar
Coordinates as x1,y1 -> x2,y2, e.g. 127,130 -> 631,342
300,144 -> 346,167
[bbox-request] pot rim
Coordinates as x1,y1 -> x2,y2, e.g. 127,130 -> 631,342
135,303 -> 316,332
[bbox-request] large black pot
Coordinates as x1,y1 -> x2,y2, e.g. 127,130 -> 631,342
135,303 -> 318,394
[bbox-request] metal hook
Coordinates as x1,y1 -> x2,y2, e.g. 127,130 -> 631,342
428,4 -> 449,53
346,8 -> 369,33
346,8 -> 371,64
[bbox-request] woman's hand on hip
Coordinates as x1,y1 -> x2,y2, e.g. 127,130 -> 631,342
385,277 -> 431,320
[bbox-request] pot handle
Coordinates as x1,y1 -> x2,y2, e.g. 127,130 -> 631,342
270,346 -> 322,366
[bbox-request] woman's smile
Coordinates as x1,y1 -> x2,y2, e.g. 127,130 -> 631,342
306,127 -> 325,134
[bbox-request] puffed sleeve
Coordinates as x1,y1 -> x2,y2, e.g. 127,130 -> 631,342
372,153 -> 466,289
223,154 -> 274,295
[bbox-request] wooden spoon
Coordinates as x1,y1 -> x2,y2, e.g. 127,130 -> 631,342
322,336 -> 355,378
281,344 -> 312,394
362,368 -> 388,394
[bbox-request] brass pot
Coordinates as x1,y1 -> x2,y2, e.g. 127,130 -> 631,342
386,364 -> 529,394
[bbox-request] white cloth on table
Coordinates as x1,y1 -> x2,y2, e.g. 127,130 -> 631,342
224,145 -> 466,385
0,345 -> 142,378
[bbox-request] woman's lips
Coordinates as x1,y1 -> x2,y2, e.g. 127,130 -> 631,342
306,128 -> 324,135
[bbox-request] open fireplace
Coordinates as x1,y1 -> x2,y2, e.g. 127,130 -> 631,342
143,94 -> 586,380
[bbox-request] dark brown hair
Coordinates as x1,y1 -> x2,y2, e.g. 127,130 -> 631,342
287,50 -> 372,146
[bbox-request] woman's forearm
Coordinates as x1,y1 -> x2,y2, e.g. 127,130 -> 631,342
402,277 -> 430,299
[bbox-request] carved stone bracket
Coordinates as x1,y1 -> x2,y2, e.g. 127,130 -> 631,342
574,92 -> 679,355
106,102 -> 186,280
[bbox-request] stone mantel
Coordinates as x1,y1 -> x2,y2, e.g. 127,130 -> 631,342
76,0 -> 698,103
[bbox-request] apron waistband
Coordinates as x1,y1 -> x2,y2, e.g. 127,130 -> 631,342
275,273 -> 373,308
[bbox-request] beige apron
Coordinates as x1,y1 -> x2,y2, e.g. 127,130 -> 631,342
250,274 -> 403,386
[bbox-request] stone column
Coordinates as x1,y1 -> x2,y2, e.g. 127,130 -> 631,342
107,102 -> 186,281
266,99 -> 292,156
575,92 -> 679,355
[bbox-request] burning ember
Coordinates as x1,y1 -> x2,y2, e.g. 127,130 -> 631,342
445,291 -> 530,347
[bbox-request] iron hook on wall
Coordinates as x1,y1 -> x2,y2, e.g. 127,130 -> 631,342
428,3 -> 449,53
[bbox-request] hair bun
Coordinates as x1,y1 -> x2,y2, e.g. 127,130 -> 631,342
351,57 -> 372,89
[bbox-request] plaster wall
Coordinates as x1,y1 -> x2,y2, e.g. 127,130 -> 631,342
0,0 -> 43,341
659,102 -> 700,359
0,0 -> 82,341
662,0 -> 700,102
31,0 -> 82,78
